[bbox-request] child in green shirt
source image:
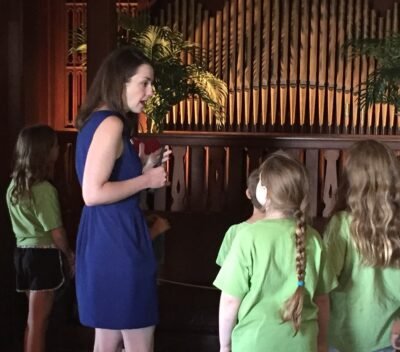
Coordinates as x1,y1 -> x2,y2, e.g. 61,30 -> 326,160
323,140 -> 400,352
216,167 -> 265,266
214,151 -> 337,352
6,125 -> 75,352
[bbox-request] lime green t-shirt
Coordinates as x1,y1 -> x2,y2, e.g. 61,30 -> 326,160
324,211 -> 400,352
214,218 -> 337,352
216,222 -> 252,266
6,180 -> 63,247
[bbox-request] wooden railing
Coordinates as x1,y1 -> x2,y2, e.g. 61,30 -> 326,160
56,132 -> 400,226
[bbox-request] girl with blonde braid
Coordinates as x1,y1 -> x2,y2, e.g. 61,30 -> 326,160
214,151 -> 337,352
323,140 -> 400,352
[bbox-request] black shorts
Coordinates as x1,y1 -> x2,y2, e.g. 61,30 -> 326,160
14,247 -> 65,292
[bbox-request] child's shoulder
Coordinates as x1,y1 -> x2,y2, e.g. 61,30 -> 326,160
324,211 -> 351,233
31,180 -> 58,195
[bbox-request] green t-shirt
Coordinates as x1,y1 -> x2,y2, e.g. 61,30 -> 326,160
214,218 -> 337,352
216,221 -> 251,266
324,211 -> 400,352
6,180 -> 63,247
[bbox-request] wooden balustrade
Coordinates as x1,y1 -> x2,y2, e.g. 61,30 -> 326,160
56,131 -> 400,225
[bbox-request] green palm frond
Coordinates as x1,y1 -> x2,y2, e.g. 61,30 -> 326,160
70,13 -> 228,132
346,35 -> 400,110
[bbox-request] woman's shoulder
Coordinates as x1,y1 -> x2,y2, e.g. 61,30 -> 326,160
80,110 -> 124,133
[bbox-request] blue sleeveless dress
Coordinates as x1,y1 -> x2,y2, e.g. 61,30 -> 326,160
75,110 -> 158,329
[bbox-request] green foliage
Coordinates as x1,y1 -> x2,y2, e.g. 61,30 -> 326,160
345,35 -> 400,110
71,14 -> 228,132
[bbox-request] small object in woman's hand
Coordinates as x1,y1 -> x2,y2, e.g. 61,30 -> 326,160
154,146 -> 167,167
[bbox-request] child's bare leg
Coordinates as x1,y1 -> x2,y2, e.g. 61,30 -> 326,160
392,319 -> 400,350
122,326 -> 155,352
25,290 -> 55,352
94,329 -> 123,352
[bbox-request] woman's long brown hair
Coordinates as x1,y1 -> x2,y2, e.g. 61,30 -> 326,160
75,46 -> 152,130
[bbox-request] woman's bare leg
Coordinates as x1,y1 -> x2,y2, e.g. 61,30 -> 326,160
25,290 -> 55,352
94,328 -> 123,352
122,326 -> 155,352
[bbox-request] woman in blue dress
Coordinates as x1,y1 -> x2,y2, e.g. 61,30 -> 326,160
75,46 -> 168,352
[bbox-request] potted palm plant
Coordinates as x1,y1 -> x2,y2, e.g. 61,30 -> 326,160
346,35 -> 400,112
71,14 -> 228,133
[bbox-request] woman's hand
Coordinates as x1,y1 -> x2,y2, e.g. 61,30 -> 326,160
143,165 -> 167,189
139,143 -> 172,173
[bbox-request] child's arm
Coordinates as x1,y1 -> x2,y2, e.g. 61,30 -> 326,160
51,227 -> 75,277
219,292 -> 241,352
392,319 -> 400,350
315,294 -> 330,352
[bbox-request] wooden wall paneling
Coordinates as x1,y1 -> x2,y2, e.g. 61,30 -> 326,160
208,15 -> 216,128
299,0 -> 310,128
244,0 -> 253,130
343,0 -> 355,133
322,149 -> 340,217
261,0 -> 271,128
380,9 -> 392,134
305,149 -> 319,217
194,3 -> 202,127
335,0 -> 345,132
360,0 -> 370,134
318,0 -> 328,130
374,17 -> 384,134
236,0 -> 245,129
154,185 -> 168,211
86,0 -> 117,87
393,3 -> 399,134
289,0 -> 300,127
179,0 -> 187,127
226,146 -> 245,211
202,8 -> 210,127
351,0 -> 362,134
228,0 -> 237,129
186,0 -> 195,128
252,0 -> 261,129
309,0 -> 320,129
151,0 -> 400,133
1,1 -> 24,348
189,146 -> 206,210
208,147 -> 226,211
270,0 -> 280,129
52,0 -> 68,130
327,0 -> 337,132
366,10 -> 376,134
170,146 -> 187,211
280,0 -> 290,128
246,146 -> 263,175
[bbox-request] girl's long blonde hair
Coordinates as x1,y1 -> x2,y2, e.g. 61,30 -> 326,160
259,151 -> 310,333
10,125 -> 57,205
336,140 -> 400,268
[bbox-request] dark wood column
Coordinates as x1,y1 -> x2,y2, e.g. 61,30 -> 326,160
87,0 -> 117,87
0,0 -> 25,350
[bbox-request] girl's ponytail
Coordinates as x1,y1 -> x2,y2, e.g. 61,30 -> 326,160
281,207 -> 307,334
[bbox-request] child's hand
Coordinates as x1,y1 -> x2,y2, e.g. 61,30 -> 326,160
149,215 -> 171,240
220,347 -> 231,352
392,319 -> 400,350
66,252 -> 75,278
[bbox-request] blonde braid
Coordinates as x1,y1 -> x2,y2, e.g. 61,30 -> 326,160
281,208 -> 307,334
